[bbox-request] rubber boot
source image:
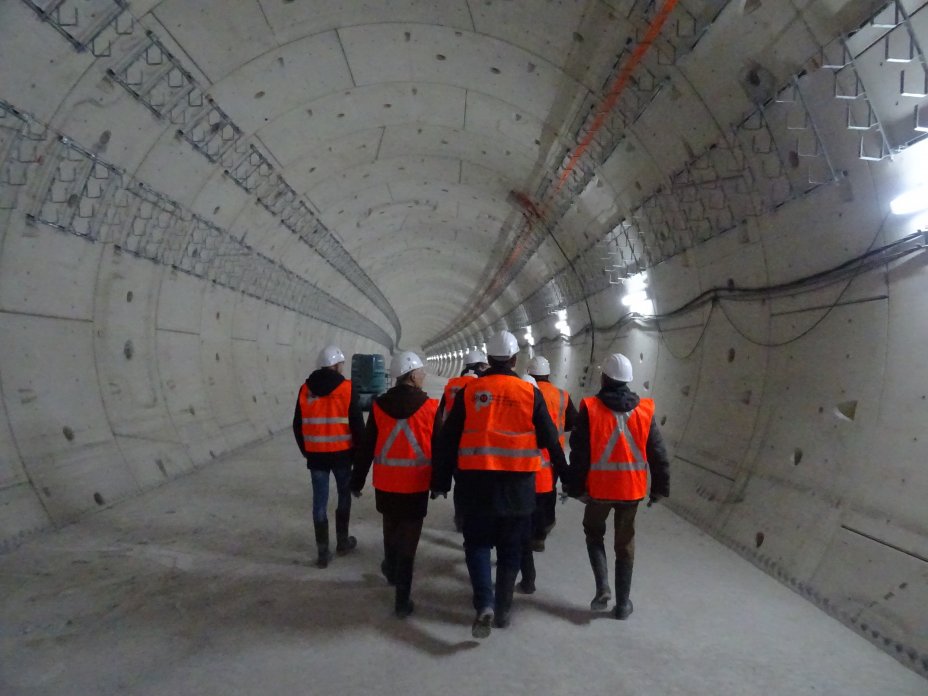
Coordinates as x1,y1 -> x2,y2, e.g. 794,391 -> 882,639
335,510 -> 357,555
518,544 -> 536,594
314,521 -> 332,569
587,542 -> 611,610
613,559 -> 634,620
494,567 -> 518,628
393,557 -> 415,618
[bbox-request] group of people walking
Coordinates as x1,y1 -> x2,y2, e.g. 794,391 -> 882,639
293,331 -> 670,638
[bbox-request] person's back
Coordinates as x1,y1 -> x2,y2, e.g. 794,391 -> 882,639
566,352 -> 670,620
351,351 -> 436,618
431,331 -> 566,638
293,344 -> 364,568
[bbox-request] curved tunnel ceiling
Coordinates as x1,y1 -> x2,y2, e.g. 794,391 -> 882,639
2,0 -> 928,682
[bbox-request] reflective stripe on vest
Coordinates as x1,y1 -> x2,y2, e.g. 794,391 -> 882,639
372,399 -> 438,494
583,396 -> 654,501
299,380 -> 353,453
535,381 -> 567,493
458,375 -> 542,473
442,375 -> 476,422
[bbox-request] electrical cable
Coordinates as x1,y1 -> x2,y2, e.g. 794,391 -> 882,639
525,226 -> 925,355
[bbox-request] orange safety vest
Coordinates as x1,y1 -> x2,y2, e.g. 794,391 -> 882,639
299,380 -> 353,453
372,399 -> 439,494
535,381 -> 568,493
458,374 -> 542,473
441,375 -> 476,421
583,396 -> 654,501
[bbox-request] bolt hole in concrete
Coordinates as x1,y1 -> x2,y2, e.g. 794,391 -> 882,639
490,66 -> 501,74
792,447 -> 803,465
62,426 -> 74,441
660,415 -> 667,425
834,400 -> 858,421
755,531 -> 765,548
126,290 -> 133,302
124,340 -> 134,360
156,459 -> 167,477
93,492 -> 105,506
681,384 -> 691,396
728,347 -> 736,362
436,54 -> 446,61
643,380 -> 650,390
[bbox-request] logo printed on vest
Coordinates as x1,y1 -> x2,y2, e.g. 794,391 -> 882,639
474,391 -> 493,411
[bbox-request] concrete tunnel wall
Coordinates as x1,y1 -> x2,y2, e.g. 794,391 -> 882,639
1,0 -> 927,680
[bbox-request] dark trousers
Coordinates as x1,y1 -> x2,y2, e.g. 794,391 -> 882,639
520,492 -> 557,584
463,512 -> 530,611
310,466 -> 352,524
582,501 -> 639,564
382,513 -> 424,583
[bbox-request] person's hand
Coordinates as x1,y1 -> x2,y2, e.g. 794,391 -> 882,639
351,489 -> 362,499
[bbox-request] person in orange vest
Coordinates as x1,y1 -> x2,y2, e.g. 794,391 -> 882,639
564,352 -> 670,620
351,351 -> 439,618
517,355 -> 578,595
292,344 -> 365,568
432,331 -> 566,638
436,348 -> 488,532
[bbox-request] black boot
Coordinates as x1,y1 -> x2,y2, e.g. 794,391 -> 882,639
335,510 -> 357,555
518,544 -> 536,594
394,557 -> 415,618
587,542 -> 611,610
613,559 -> 634,620
314,521 -> 331,569
494,567 -> 518,628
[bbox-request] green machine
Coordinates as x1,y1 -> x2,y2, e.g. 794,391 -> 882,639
351,353 -> 387,411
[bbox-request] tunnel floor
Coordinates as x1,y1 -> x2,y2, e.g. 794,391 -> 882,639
2,431 -> 924,694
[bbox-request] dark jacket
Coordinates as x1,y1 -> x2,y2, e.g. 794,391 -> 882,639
534,375 -> 580,434
431,365 -> 568,516
351,383 -> 436,519
292,368 -> 365,471
566,382 -> 670,501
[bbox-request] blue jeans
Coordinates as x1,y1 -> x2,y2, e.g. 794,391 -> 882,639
310,466 -> 352,524
463,513 -> 530,612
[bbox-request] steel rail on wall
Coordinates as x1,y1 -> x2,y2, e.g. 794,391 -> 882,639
18,0 -> 402,346
0,100 -> 394,348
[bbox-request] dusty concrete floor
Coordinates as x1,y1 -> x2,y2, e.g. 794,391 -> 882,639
1,432 -> 925,695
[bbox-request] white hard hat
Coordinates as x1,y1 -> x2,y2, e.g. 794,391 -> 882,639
527,355 -> 550,376
603,353 -> 633,382
485,330 -> 519,359
522,374 -> 538,387
390,351 -> 424,378
318,344 -> 345,368
464,348 -> 487,365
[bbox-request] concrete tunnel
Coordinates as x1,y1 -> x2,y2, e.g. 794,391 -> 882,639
1,0 -> 927,693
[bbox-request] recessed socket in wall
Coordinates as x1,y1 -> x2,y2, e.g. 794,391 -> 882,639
62,426 -> 75,441
728,348 -> 736,363
640,353 -> 644,361
126,291 -> 133,303
124,340 -> 134,360
660,415 -> 667,426
755,531 -> 765,548
156,459 -> 167,477
643,380 -> 650,390
93,492 -> 105,506
792,448 -> 803,465
834,400 -> 858,422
